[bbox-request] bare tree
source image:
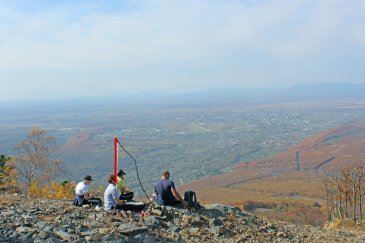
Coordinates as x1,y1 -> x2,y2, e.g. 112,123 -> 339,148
324,169 -> 346,219
355,166 -> 364,221
351,169 -> 358,221
14,128 -> 67,187
340,167 -> 351,219
323,165 -> 365,223
323,178 -> 335,221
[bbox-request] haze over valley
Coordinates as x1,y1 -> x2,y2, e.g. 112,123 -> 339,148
1,84 -> 364,199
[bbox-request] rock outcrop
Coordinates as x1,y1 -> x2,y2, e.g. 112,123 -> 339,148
0,193 -> 364,242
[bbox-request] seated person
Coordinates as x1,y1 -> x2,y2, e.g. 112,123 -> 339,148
154,171 -> 188,208
73,175 -> 102,206
104,174 -> 145,211
117,169 -> 134,201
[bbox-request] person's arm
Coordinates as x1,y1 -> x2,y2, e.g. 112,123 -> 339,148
121,178 -> 130,193
171,187 -> 188,208
121,186 -> 129,193
113,187 -> 126,205
83,187 -> 93,200
85,191 -> 97,200
116,179 -> 122,194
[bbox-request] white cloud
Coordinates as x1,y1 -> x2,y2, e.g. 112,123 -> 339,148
0,0 -> 365,100
0,0 -> 361,67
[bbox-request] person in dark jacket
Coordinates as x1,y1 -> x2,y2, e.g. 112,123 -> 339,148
153,171 -> 188,208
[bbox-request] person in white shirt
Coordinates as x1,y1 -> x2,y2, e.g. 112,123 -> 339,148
104,174 -> 145,211
73,175 -> 102,206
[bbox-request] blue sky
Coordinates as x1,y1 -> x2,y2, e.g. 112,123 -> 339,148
0,0 -> 365,101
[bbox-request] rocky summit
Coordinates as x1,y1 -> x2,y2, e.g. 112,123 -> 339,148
0,193 -> 364,242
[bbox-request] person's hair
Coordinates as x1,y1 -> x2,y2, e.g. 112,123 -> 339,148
107,174 -> 115,184
117,169 -> 125,177
162,171 -> 170,178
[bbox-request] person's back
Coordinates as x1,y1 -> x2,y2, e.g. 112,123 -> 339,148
75,181 -> 88,196
154,178 -> 178,205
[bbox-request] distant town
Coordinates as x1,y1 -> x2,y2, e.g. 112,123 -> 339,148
1,91 -> 365,197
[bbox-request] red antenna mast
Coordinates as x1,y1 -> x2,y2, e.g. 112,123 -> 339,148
114,137 -> 119,184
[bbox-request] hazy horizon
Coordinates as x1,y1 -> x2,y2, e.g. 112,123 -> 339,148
1,0 -> 365,101
0,82 -> 364,105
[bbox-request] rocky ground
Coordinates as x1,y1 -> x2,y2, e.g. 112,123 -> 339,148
1,193 -> 365,242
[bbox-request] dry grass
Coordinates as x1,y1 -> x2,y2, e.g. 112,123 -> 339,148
179,123 -> 365,226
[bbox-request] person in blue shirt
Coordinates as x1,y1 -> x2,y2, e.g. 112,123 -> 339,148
154,171 -> 188,208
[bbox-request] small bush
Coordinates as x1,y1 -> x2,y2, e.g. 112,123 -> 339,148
312,201 -> 321,208
29,179 -> 75,199
326,218 -> 356,229
243,200 -> 277,211
0,154 -> 17,189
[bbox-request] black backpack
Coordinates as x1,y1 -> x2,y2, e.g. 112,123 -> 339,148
184,190 -> 198,208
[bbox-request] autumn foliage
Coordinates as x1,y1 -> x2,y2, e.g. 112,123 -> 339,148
1,128 -> 72,200
0,154 -> 18,189
28,179 -> 75,199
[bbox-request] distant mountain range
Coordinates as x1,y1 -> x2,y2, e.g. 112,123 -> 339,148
1,83 -> 364,108
100,82 -> 365,105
